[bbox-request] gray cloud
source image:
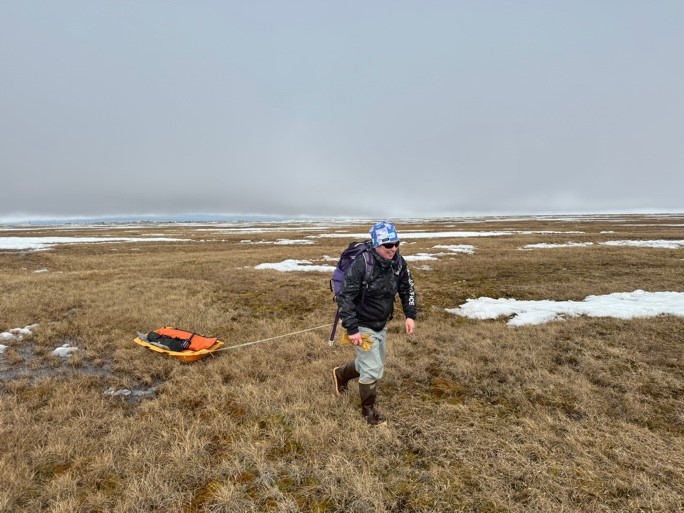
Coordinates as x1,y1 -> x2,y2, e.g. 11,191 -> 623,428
1,1 -> 683,221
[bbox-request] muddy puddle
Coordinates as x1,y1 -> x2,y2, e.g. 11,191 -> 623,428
0,340 -> 159,404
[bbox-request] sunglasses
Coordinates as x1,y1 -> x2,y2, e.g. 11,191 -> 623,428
381,241 -> 400,249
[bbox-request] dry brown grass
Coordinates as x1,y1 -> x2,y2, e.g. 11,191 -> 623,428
1,215 -> 683,512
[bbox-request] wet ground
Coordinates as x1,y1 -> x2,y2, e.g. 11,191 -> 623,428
0,340 -> 159,404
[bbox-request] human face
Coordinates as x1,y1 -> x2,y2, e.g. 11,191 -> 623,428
375,241 -> 400,260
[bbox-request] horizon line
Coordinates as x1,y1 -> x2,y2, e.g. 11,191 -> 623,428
2,210 -> 684,227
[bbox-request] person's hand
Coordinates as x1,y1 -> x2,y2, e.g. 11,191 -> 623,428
348,332 -> 364,346
405,318 -> 416,335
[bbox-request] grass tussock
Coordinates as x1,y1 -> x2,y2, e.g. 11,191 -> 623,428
1,215 -> 683,512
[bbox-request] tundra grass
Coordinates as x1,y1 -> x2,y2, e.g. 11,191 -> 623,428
0,215 -> 683,512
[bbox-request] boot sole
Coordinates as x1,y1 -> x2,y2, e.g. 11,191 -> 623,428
332,367 -> 342,396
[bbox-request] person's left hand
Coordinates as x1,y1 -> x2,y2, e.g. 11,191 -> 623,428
405,318 -> 415,335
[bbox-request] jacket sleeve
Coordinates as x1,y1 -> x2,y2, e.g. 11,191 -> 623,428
398,258 -> 417,320
336,255 -> 367,336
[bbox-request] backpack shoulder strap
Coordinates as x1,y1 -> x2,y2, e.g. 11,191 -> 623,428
361,250 -> 374,287
358,250 -> 374,307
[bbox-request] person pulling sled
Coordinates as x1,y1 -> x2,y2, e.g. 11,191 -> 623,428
332,221 -> 417,426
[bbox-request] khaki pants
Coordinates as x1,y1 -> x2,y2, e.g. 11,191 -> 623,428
353,326 -> 387,384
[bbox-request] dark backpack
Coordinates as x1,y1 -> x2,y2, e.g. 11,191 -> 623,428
328,240 -> 374,344
147,331 -> 191,352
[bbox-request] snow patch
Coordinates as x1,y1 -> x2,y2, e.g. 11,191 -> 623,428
447,290 -> 684,326
433,244 -> 476,254
0,237 -> 190,251
522,242 -> 594,250
242,239 -> 315,245
0,324 -> 39,341
255,259 -> 336,272
404,253 -> 440,262
602,240 -> 684,250
522,240 -> 684,250
52,343 -> 79,358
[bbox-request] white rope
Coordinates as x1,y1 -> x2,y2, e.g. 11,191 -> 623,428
212,323 -> 333,352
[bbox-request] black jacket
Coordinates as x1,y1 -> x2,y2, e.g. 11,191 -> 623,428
337,248 -> 417,335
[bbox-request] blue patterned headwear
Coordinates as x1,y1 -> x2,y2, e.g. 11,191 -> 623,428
370,221 -> 400,248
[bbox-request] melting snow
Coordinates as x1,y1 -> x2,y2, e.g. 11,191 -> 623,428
522,240 -> 684,250
522,242 -> 594,249
0,237 -> 190,251
0,324 -> 39,341
433,244 -> 476,254
274,239 -> 314,245
404,253 -> 440,262
602,240 -> 684,249
255,259 -> 336,272
241,239 -> 314,245
447,290 -> 684,326
51,344 -> 79,358
404,244 -> 476,261
0,325 -> 80,359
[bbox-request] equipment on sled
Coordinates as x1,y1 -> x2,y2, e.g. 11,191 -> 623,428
134,327 -> 224,362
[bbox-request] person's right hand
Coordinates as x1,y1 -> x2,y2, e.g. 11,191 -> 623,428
348,332 -> 363,346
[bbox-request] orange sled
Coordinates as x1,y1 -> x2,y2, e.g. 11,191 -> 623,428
134,327 -> 224,362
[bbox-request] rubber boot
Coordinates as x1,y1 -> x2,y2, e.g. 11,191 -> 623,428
333,361 -> 360,395
359,381 -> 387,426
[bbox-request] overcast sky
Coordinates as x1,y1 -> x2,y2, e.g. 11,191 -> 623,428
1,1 -> 683,221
